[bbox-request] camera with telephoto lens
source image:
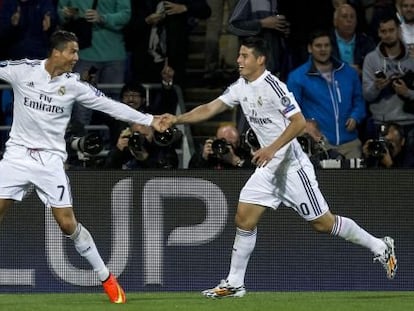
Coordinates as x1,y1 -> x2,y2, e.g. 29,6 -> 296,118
120,129 -> 149,161
211,138 -> 231,156
367,123 -> 393,158
153,127 -> 182,147
367,138 -> 393,158
70,132 -> 103,155
128,131 -> 146,154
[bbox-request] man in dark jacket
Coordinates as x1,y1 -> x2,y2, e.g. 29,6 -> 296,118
125,0 -> 211,86
330,3 -> 375,77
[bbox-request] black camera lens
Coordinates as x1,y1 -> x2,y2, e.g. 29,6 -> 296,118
297,136 -> 311,154
128,132 -> 146,153
368,139 -> 388,157
245,128 -> 260,150
154,127 -> 182,146
375,71 -> 386,79
211,138 -> 230,155
71,133 -> 103,155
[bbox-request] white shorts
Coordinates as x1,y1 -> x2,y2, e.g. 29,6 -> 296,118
0,145 -> 73,208
239,163 -> 329,221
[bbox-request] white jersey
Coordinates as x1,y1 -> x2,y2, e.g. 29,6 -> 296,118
219,70 -> 310,173
0,59 -> 153,160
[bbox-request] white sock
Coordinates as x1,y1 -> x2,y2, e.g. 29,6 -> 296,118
69,223 -> 110,282
331,215 -> 386,255
226,227 -> 257,287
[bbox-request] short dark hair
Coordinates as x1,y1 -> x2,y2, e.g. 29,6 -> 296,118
378,13 -> 400,27
48,30 -> 78,55
240,36 -> 269,59
308,29 -> 331,45
120,82 -> 146,99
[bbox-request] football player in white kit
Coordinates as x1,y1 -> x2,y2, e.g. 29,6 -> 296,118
160,37 -> 397,298
0,31 -> 162,303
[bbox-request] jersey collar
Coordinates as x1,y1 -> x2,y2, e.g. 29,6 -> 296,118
245,69 -> 269,86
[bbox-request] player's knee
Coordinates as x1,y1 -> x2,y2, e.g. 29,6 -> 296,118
0,199 -> 13,223
235,214 -> 256,231
310,212 -> 335,233
310,217 -> 334,233
57,218 -> 78,235
311,221 -> 332,233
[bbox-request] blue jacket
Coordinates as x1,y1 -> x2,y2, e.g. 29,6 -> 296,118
287,57 -> 366,146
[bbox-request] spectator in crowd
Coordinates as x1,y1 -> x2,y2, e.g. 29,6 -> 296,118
279,0 -> 335,71
228,0 -> 290,79
57,0 -> 131,125
331,3 -> 376,77
398,0 -> 414,56
362,121 -> 414,167
188,124 -> 254,169
332,0 -> 369,33
203,0 -> 238,86
125,0 -> 211,86
0,0 -> 57,60
152,60 -> 179,115
287,29 -> 366,159
362,14 -> 414,148
365,0 -> 397,42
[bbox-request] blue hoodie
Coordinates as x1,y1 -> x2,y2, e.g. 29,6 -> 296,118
287,57 -> 366,146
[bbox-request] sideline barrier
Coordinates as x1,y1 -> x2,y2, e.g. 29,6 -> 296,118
0,169 -> 412,292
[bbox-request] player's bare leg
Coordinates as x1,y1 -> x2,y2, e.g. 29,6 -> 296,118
52,207 -> 126,303
51,206 -> 77,235
235,202 -> 266,231
202,202 -> 265,298
310,210 -> 397,279
0,199 -> 13,224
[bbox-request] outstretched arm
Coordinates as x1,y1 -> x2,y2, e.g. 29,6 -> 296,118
161,98 -> 229,129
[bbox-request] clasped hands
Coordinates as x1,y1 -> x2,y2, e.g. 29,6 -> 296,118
150,113 -> 177,133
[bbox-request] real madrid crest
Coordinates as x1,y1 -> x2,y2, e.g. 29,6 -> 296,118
280,95 -> 291,107
58,86 -> 66,96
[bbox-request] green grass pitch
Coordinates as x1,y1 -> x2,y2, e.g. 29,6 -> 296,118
0,291 -> 413,311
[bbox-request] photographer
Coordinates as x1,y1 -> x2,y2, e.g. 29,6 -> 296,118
188,124 -> 253,169
362,122 -> 414,168
95,69 -> 177,146
104,79 -> 180,169
104,123 -> 179,169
